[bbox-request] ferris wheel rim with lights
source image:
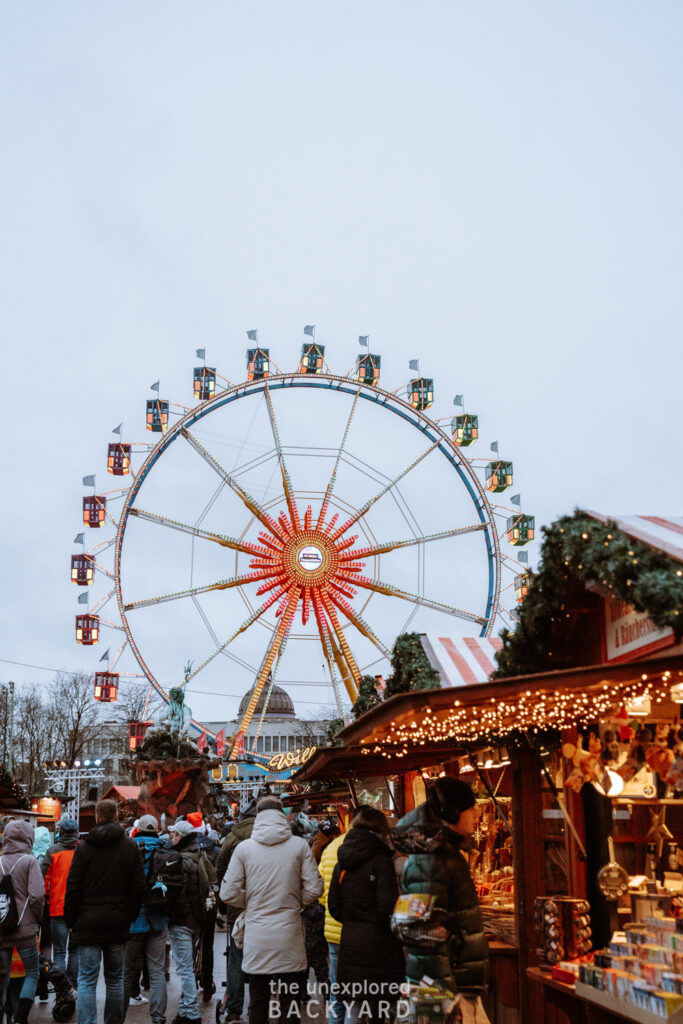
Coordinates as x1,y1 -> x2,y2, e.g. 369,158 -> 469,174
72,338 -> 535,750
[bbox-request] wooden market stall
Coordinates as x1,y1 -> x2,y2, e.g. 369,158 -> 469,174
295,511 -> 683,1024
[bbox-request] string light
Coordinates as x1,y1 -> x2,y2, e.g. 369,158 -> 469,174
357,670 -> 682,757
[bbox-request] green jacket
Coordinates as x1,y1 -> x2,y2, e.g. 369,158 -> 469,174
216,814 -> 256,924
395,803 -> 489,994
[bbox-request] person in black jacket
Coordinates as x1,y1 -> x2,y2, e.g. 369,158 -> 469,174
328,806 -> 405,1024
395,778 -> 490,1023
64,799 -> 145,1024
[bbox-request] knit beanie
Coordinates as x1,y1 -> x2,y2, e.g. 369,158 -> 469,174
427,777 -> 476,824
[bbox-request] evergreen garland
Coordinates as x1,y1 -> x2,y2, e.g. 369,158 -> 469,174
384,632 -> 441,696
494,510 -> 683,678
325,717 -> 344,746
351,675 -> 384,720
350,633 -> 441,720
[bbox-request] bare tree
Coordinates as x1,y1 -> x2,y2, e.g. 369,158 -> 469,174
13,685 -> 60,795
115,682 -> 164,727
49,672 -> 100,765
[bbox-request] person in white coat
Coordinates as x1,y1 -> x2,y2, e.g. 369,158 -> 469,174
219,796 -> 323,1024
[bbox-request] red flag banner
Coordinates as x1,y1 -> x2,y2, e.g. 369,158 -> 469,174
215,729 -> 225,756
197,729 -> 206,751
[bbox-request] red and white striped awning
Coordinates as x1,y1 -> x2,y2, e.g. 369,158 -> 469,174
585,512 -> 683,565
421,635 -> 503,687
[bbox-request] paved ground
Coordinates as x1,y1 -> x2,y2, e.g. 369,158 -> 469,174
27,927 -> 323,1024
28,927 -> 231,1024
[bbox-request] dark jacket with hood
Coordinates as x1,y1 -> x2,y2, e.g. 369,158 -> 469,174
64,822 -> 145,946
0,820 -> 45,949
215,804 -> 257,925
394,803 -> 489,994
328,827 -> 405,987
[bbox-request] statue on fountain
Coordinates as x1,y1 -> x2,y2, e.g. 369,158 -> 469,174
133,662 -> 219,819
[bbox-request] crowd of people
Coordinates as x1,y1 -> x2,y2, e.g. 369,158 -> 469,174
0,777 -> 491,1024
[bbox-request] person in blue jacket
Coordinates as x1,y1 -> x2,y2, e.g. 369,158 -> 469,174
123,815 -> 168,1024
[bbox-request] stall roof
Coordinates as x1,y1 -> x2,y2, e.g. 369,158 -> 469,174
101,786 -> 140,803
421,635 -> 503,686
586,512 -> 683,564
334,653 -> 683,752
293,744 -> 458,783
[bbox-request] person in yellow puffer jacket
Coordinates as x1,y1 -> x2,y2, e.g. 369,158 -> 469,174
319,830 -> 346,1023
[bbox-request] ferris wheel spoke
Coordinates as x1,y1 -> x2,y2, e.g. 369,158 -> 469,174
311,590 -> 353,710
123,571 -> 273,611
340,523 -> 486,561
230,587 -> 300,755
324,589 -> 392,659
182,427 -> 285,542
331,439 -> 441,540
316,387 -> 361,528
349,575 -> 487,626
128,507 -> 266,556
319,590 -> 361,695
263,385 -> 301,531
185,588 -> 287,684
108,638 -> 128,670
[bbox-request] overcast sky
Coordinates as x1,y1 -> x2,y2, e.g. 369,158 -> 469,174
1,2 -> 681,725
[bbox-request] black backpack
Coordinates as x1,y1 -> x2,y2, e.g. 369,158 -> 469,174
145,850 -> 184,912
0,856 -> 30,936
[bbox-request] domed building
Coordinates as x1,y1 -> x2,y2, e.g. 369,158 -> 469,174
237,683 -> 296,720
202,682 -> 333,757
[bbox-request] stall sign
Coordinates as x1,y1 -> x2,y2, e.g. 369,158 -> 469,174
267,746 -> 316,772
31,797 -> 61,821
210,746 -> 317,783
604,597 -> 673,663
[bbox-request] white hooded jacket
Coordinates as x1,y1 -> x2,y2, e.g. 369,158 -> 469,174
220,809 -> 323,974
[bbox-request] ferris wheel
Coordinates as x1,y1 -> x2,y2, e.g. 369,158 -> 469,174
71,330 -> 534,749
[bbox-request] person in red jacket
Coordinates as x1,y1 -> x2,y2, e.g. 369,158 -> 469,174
42,818 -> 80,988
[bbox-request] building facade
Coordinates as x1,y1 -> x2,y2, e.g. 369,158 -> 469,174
202,684 -> 334,755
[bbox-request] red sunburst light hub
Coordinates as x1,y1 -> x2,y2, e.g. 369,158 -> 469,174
283,530 -> 338,586
247,500 -> 367,628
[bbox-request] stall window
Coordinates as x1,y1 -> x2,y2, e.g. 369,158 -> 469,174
272,737 -> 279,752
265,736 -> 271,752
288,736 -> 296,751
256,736 -> 263,753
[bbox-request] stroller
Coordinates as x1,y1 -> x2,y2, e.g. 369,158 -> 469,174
38,955 -> 76,1023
